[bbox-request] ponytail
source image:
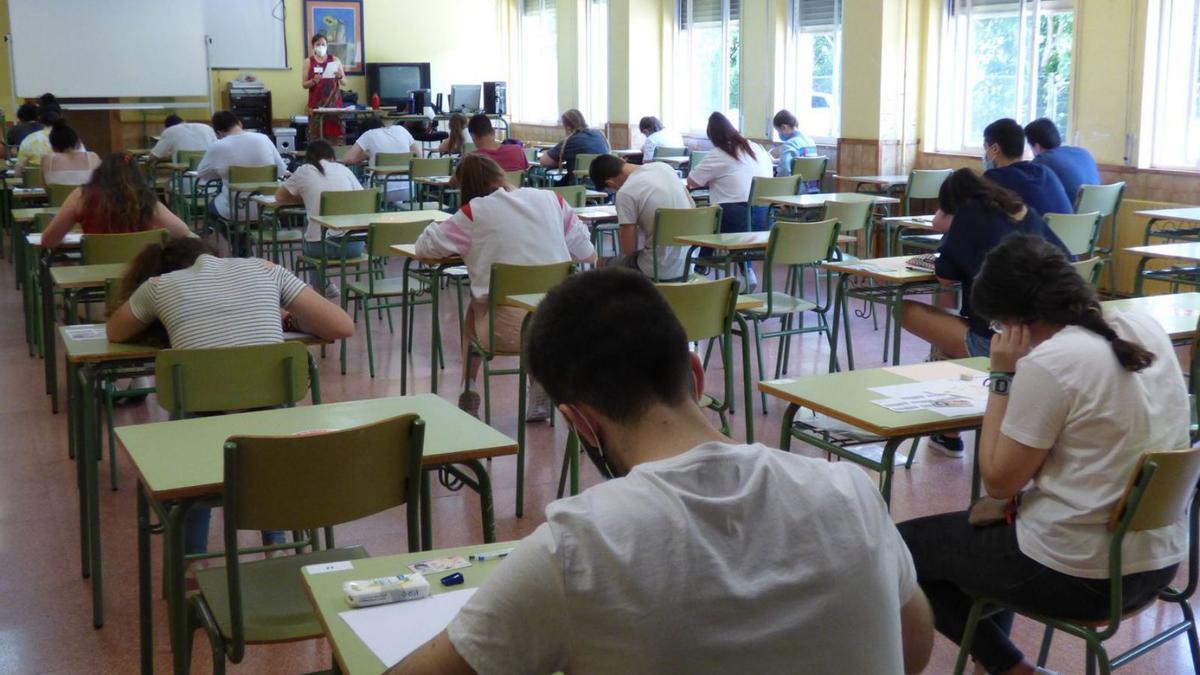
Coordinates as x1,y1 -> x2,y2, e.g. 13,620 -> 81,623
305,139 -> 336,175
1071,304 -> 1155,372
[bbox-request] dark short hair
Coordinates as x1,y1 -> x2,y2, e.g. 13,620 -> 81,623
359,116 -> 384,132
467,113 -> 493,138
164,114 -> 184,128
588,154 -> 625,189
638,116 -> 664,135
311,33 -> 328,46
526,268 -> 694,422
983,118 -> 1025,159
48,119 -> 80,152
1023,117 -> 1062,151
16,103 -> 37,122
211,110 -> 240,133
772,109 -> 798,129
37,107 -> 60,126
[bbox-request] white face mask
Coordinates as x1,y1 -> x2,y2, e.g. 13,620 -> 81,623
313,45 -> 327,58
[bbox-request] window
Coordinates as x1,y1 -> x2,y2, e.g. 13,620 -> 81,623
934,0 -> 1074,152
785,0 -> 841,140
675,0 -> 741,132
584,0 -> 609,125
519,0 -> 558,124
1147,0 -> 1200,168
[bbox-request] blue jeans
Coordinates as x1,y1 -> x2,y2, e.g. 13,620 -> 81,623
701,202 -> 770,260
965,329 -> 992,357
183,506 -> 286,555
302,238 -> 365,260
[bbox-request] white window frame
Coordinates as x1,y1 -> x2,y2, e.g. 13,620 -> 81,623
674,0 -> 742,133
934,0 -> 1075,154
1146,0 -> 1200,169
784,0 -> 842,143
517,0 -> 559,125
583,0 -> 609,126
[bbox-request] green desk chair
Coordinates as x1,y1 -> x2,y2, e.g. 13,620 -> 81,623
903,169 -> 952,216
571,153 -> 602,185
342,219 -> 440,377
740,219 -> 839,410
294,188 -> 380,304
463,142 -> 476,154
169,150 -> 208,221
656,276 -> 739,434
371,152 -> 413,202
47,183 -> 75,208
652,146 -> 688,159
825,199 -> 873,259
333,145 -> 354,161
651,205 -> 722,281
750,174 -> 804,229
186,414 -> 426,675
954,447 -> 1200,675
1047,212 -> 1103,258
505,170 -> 525,188
791,155 -> 829,192
156,341 -> 319,417
22,165 -> 44,189
82,228 -> 168,265
97,278 -> 157,490
222,165 -> 277,250
408,157 -> 453,209
1077,182 -> 1126,293
178,150 -> 206,168
546,184 -> 586,207
1071,256 -> 1104,286
690,150 -> 709,171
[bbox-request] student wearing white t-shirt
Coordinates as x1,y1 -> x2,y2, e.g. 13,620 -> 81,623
195,110 -> 288,222
275,139 -> 366,262
341,116 -> 420,166
686,111 -> 773,236
414,154 -> 596,420
639,115 -> 685,164
387,268 -> 934,675
149,114 -> 217,163
589,153 -> 695,280
898,234 -> 1188,675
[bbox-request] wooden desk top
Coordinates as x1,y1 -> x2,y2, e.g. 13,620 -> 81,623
26,231 -> 79,248
413,175 -> 453,186
575,205 -> 618,222
507,290 -> 765,313
881,215 -> 936,229
13,206 -> 58,223
759,358 -> 989,437
1102,293 -> 1200,341
389,244 -> 463,265
229,181 -> 282,194
760,193 -> 900,209
50,263 -> 126,289
1135,207 -> 1200,223
833,174 -> 909,187
371,166 -> 411,176
612,148 -> 643,157
1125,242 -> 1200,263
311,210 -> 450,232
117,394 -> 518,501
61,327 -> 328,364
674,232 -> 769,251
822,255 -> 938,283
654,156 -> 690,165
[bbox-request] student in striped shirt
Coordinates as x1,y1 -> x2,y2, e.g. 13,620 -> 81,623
107,237 -> 353,554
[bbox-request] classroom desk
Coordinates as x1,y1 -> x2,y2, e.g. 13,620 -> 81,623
250,194 -> 306,263
21,229 -> 75,357
303,542 -> 517,675
760,357 -> 989,506
833,174 -> 909,193
1136,207 -> 1200,245
413,175 -> 457,210
310,107 -> 392,141
653,155 -> 690,167
758,192 -> 900,210
388,244 -> 463,396
822,255 -> 947,371
1127,242 -> 1200,295
1102,292 -> 1200,343
227,180 -> 282,256
574,205 -> 619,252
120,393 -> 516,675
43,262 -> 127,413
879,214 -> 940,257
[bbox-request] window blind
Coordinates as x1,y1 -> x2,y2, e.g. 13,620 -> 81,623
680,0 -> 739,28
795,0 -> 841,32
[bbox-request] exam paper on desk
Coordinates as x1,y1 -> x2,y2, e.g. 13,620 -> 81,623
340,588 -> 477,667
869,376 -> 988,418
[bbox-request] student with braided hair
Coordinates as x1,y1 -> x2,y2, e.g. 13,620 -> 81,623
897,234 -> 1188,675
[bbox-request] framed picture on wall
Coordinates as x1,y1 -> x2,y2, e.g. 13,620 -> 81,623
303,0 -> 364,75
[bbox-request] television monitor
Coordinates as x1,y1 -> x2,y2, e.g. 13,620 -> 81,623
449,84 -> 482,114
367,62 -> 431,109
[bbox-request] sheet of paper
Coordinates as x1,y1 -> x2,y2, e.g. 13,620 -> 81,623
340,588 -> 477,668
305,560 -> 354,575
322,62 -> 339,79
869,376 -> 988,418
883,361 -> 983,383
63,324 -> 107,340
408,556 -> 470,574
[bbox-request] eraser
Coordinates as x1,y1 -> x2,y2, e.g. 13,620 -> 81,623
344,572 -> 431,608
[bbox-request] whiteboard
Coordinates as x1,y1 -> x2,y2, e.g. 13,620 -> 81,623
206,0 -> 288,70
8,0 -> 209,98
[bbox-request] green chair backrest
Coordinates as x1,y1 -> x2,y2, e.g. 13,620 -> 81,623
653,146 -> 688,160
229,165 -> 277,183
823,200 -> 872,234
749,175 -> 803,203
333,145 -> 353,161
463,142 -> 476,154
524,146 -> 539,162
484,262 -> 573,353
791,156 -> 829,185
572,153 -> 602,175
366,219 -> 431,258
221,414 -> 426,654
905,169 -> 953,215
1112,449 -> 1200,533
767,218 -> 839,270
655,276 -> 738,342
32,211 -> 54,233
1070,256 -> 1103,285
177,149 -> 206,169
546,185 -> 585,207
690,150 -> 709,169
505,170 -> 525,188
1076,182 -> 1126,218
410,157 -> 453,179
47,183 -> 76,208
651,206 -> 722,281
1046,212 -> 1102,257
374,152 -> 413,169
22,165 -> 43,189
155,342 -> 312,416
81,228 -> 167,265
319,188 -> 380,216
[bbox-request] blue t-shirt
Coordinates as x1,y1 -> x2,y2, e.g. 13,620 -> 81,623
1032,145 -> 1100,204
984,161 -> 1074,218
776,132 -> 818,177
546,128 -> 609,185
935,199 -> 1071,339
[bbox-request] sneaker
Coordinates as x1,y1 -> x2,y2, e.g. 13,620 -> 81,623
927,432 -> 964,458
526,379 -> 552,422
458,390 -> 481,419
323,281 -> 341,300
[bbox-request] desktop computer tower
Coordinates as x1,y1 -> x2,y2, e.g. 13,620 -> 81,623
483,82 -> 506,115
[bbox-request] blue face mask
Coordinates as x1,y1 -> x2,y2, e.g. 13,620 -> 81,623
779,129 -> 795,142
982,149 -> 995,171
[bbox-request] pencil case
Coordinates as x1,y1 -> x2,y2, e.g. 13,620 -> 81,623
344,572 -> 431,608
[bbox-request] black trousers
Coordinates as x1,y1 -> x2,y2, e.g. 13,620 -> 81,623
897,510 -> 1177,673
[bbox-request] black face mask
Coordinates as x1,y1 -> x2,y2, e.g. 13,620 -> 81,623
570,409 -> 621,480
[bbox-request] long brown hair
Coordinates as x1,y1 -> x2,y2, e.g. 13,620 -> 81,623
706,112 -> 755,161
455,154 -> 509,204
305,139 -> 335,175
937,168 -> 1025,219
118,237 -> 217,303
447,113 -> 468,153
561,109 -> 588,135
81,153 -> 158,232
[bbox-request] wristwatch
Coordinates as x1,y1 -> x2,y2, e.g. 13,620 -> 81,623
987,371 -> 1014,396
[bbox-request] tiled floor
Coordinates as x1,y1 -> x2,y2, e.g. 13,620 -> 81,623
0,259 -> 1194,674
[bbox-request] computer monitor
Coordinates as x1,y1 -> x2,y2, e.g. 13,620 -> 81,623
449,84 -> 482,114
367,62 -> 431,109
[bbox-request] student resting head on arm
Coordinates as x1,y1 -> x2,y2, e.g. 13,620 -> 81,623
898,234 -> 1188,675
40,153 -> 193,248
388,268 -> 933,675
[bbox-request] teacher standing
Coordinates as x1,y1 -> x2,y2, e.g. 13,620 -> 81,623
303,33 -> 346,144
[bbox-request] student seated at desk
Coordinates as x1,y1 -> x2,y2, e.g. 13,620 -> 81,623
389,268 -> 934,675
638,115 -> 684,164
982,118 -> 1073,217
899,234 -> 1187,675
589,153 -> 695,279
41,153 -> 192,248
195,110 -> 288,223
148,113 -> 217,164
275,139 -> 365,297
900,168 -> 1068,457
414,154 -> 596,420
465,114 -> 526,172
538,108 -> 609,186
436,112 -> 469,156
107,238 -> 353,555
342,117 -> 420,166
15,106 -> 60,177
771,109 -> 818,177
41,119 -> 99,186
687,112 -> 773,236
6,102 -> 41,149
1024,117 -> 1100,203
